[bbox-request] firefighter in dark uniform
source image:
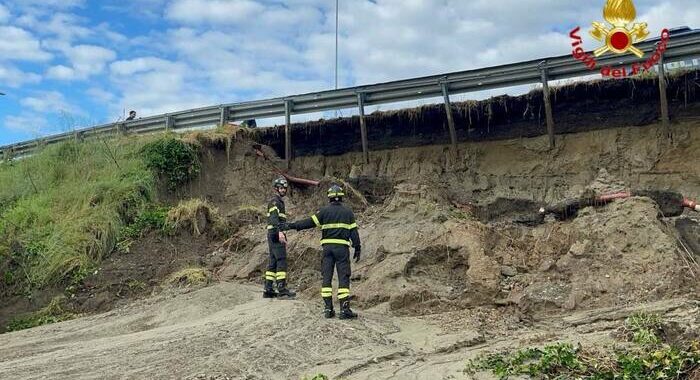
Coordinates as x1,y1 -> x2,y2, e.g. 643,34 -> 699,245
285,184 -> 361,319
263,177 -> 296,298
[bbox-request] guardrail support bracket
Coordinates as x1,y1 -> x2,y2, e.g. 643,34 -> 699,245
357,92 -> 370,164
657,47 -> 670,138
539,62 -> 556,149
441,81 -> 458,152
285,100 -> 293,169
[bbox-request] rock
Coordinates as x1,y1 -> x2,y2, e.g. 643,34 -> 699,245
568,239 -> 591,257
538,259 -> 555,272
208,255 -> 224,269
500,265 -> 517,277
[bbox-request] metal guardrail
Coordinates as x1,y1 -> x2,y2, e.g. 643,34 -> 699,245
2,28 -> 700,159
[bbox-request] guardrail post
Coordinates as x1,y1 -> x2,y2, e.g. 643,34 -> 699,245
440,80 -> 458,152
357,92 -> 369,164
73,130 -> 84,142
219,106 -> 230,127
284,100 -> 293,169
4,146 -> 14,161
657,44 -> 670,137
118,122 -> 128,136
539,61 -> 556,149
165,115 -> 174,131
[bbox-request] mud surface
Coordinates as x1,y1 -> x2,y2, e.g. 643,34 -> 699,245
0,282 -> 697,380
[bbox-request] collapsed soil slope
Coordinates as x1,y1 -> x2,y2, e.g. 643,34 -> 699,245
2,99 -> 699,379
214,120 -> 700,320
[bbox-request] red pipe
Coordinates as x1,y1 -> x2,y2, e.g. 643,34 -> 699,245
253,145 -> 320,186
280,173 -> 320,187
596,192 -> 631,202
683,198 -> 700,212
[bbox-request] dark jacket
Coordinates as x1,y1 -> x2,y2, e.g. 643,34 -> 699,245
266,194 -> 287,242
290,201 -> 361,250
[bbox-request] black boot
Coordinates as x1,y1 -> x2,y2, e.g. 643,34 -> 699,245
276,279 -> 296,298
323,297 -> 335,318
338,299 -> 358,319
262,279 -> 277,298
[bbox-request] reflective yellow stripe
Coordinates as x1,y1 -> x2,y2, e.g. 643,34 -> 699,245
265,271 -> 276,280
321,223 -> 357,230
311,214 -> 320,227
338,293 -> 350,299
266,213 -> 286,218
268,206 -> 279,213
267,225 -> 275,230
320,239 -> 350,246
328,192 -> 345,197
321,287 -> 333,296
338,288 -> 350,293
276,272 -> 287,280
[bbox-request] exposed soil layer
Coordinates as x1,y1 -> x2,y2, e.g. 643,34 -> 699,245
254,71 -> 700,157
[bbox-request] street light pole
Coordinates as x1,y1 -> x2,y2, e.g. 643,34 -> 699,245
335,0 -> 338,91
334,0 -> 339,118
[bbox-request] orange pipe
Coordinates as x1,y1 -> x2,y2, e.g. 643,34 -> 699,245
683,198 -> 700,212
596,192 -> 631,202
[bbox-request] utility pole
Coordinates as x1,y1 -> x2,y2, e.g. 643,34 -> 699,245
334,0 -> 339,118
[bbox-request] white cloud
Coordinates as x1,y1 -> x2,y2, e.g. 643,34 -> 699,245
3,113 -> 49,135
109,56 -> 214,116
166,0 -> 264,24
10,0 -> 85,10
0,26 -> 52,61
46,65 -> 76,80
45,44 -> 116,80
0,64 -> 41,87
0,4 -> 10,23
110,57 -> 179,76
20,91 -> 78,115
86,87 -> 116,103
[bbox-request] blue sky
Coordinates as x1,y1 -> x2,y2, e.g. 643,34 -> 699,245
1,0 -> 698,146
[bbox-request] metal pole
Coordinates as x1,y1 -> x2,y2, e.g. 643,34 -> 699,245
357,92 -> 369,164
334,0 -> 339,118
165,115 -> 174,131
285,99 -> 293,169
219,106 -> 229,127
657,44 -> 670,135
335,0 -> 339,91
539,61 -> 555,149
441,81 -> 458,151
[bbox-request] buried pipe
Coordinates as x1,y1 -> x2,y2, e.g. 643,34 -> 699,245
683,198 -> 700,212
536,190 -> 699,222
278,172 -> 320,187
252,144 -> 320,187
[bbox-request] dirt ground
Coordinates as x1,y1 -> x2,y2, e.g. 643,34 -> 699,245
0,282 -> 697,380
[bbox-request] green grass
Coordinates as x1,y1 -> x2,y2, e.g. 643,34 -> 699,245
465,313 -> 700,379
0,134 -> 202,296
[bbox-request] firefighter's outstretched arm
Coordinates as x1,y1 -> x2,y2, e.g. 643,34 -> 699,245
287,213 -> 320,231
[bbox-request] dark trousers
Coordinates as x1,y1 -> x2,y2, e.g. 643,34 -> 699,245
321,244 -> 351,300
266,233 -> 288,286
